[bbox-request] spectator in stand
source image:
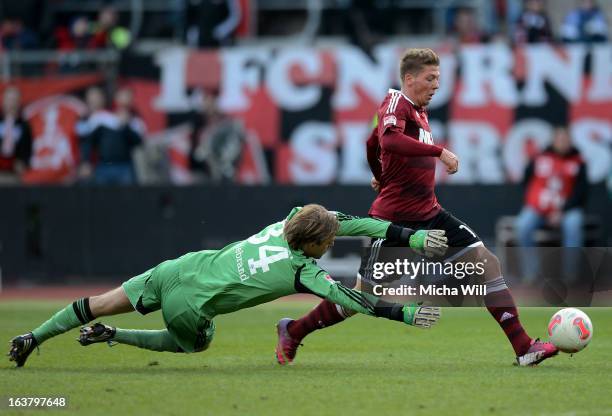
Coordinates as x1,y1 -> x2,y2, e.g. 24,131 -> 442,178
450,7 -> 489,44
185,0 -> 242,47
91,6 -> 131,50
515,126 -> 588,280
513,0 -> 553,44
55,16 -> 97,51
190,91 -> 245,183
78,86 -> 144,185
561,0 -> 608,43
0,86 -> 32,184
0,18 -> 38,50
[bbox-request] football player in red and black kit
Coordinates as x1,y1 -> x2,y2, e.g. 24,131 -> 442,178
275,48 -> 558,366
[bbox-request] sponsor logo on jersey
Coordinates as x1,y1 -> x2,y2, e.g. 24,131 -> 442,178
418,128 -> 434,145
383,115 -> 397,126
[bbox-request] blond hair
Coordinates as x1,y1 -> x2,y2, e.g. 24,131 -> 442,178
284,204 -> 339,251
399,48 -> 440,82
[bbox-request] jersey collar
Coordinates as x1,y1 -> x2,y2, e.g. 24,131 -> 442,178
388,88 -> 421,110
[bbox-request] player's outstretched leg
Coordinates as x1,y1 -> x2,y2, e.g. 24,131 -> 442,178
7,286 -> 134,367
476,246 -> 558,365
79,323 -> 182,352
275,300 -> 355,365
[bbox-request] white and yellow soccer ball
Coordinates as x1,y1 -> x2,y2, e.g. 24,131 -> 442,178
547,308 -> 593,353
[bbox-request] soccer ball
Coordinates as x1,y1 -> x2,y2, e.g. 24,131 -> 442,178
547,308 -> 593,353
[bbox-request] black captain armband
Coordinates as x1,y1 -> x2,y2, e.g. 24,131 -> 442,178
386,224 -> 415,245
373,300 -> 404,321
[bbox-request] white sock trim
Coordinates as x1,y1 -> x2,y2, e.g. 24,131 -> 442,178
486,276 -> 508,293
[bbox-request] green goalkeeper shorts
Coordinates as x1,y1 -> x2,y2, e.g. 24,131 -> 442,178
122,259 -> 215,353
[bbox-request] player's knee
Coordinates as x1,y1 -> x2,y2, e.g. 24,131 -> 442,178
474,246 -> 501,276
89,294 -> 111,317
193,324 -> 215,352
89,288 -> 131,317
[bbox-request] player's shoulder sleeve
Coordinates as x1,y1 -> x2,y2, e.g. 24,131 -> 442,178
285,206 -> 302,222
293,260 -> 332,296
378,89 -> 411,136
333,211 -> 390,238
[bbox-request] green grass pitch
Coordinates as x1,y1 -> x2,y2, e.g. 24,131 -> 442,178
1,300 -> 611,416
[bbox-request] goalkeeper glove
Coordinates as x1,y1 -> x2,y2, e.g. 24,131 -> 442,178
402,303 -> 441,329
409,229 -> 448,258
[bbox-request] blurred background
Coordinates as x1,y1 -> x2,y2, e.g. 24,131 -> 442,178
0,0 -> 610,288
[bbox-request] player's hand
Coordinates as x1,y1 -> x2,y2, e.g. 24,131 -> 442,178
402,303 -> 441,329
409,229 -> 448,258
371,177 -> 381,193
439,148 -> 459,174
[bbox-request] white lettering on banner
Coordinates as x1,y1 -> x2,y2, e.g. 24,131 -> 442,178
459,44 -> 518,107
218,47 -> 271,111
447,121 -> 504,184
290,122 -> 337,184
503,119 -> 552,181
339,122 -> 371,183
154,48 -> 190,111
522,44 -> 585,105
589,45 -> 612,102
149,43 -> 611,184
571,119 -> 612,182
332,45 -> 396,110
267,49 -> 322,111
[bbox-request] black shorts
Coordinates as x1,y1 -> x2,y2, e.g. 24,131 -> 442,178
394,208 -> 481,248
358,209 -> 482,281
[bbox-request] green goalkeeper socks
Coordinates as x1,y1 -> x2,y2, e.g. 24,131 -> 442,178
32,298 -> 94,344
112,329 -> 180,352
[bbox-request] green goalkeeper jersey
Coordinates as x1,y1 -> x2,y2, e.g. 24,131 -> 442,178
173,207 -> 394,320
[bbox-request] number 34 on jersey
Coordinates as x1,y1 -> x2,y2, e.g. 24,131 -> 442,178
242,222 -> 290,278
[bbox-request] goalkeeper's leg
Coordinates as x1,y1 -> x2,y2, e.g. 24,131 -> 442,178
9,286 -> 135,367
112,328 -> 185,352
79,323 -> 182,352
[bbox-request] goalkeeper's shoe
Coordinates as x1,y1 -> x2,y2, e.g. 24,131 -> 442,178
275,318 -> 302,365
8,333 -> 38,368
516,338 -> 558,366
78,323 -> 116,346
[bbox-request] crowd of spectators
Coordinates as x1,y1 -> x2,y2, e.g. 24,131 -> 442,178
0,86 -> 32,184
0,0 -> 246,52
0,81 -> 246,186
76,86 -> 145,185
0,0 -> 609,187
0,0 -> 609,53
446,0 -> 608,47
0,2 -> 131,52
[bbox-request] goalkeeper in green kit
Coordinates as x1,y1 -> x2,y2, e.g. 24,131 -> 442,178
8,204 -> 448,367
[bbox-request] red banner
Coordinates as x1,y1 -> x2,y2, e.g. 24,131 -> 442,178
3,44 -> 611,185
